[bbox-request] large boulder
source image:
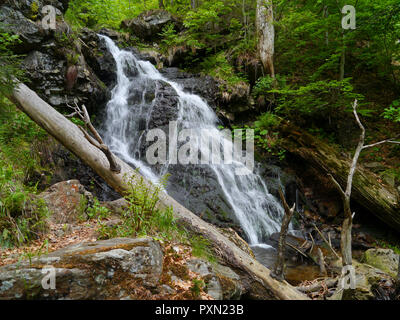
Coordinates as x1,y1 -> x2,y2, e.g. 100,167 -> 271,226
39,180 -> 93,223
344,261 -> 395,300
0,238 -> 164,299
121,10 -> 181,41
3,0 -> 69,16
363,249 -> 399,279
185,258 -> 243,300
21,46 -> 109,114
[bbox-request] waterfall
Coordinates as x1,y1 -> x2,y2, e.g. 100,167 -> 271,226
99,35 -> 285,246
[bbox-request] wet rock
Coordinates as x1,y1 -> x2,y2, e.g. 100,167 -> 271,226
80,28 -> 118,87
39,180 -> 93,223
146,80 -> 180,129
363,249 -> 399,279
0,238 -> 164,299
121,10 -> 181,42
160,67 -> 218,109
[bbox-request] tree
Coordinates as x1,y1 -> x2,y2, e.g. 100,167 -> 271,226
329,100 -> 400,297
256,0 -> 275,77
272,187 -> 295,281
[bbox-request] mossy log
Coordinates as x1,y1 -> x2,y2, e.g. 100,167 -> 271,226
280,122 -> 400,231
10,83 -> 308,300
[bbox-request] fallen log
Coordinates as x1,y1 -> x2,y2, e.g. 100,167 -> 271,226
10,83 -> 307,300
280,122 -> 400,232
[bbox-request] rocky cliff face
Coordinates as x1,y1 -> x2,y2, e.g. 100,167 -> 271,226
1,0 -> 113,114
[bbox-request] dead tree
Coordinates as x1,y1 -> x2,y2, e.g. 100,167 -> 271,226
272,187 -> 295,281
256,0 -> 275,77
329,100 -> 400,290
66,100 -> 121,174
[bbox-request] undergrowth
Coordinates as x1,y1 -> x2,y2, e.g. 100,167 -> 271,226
0,100 -> 50,248
97,171 -> 216,262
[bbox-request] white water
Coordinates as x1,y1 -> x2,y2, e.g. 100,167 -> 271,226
99,35 -> 285,245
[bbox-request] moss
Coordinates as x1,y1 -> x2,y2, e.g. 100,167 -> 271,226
30,1 -> 39,20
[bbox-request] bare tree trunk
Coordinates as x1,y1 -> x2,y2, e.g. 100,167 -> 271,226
256,0 -> 275,77
190,0 -> 196,9
272,187 -> 295,281
328,100 -> 400,297
339,32 -> 346,81
323,6 -> 329,46
159,0 -> 164,9
9,83 -> 308,300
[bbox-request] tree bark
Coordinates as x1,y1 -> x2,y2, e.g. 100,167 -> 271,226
272,187 -> 295,281
256,0 -> 275,77
10,83 -> 307,300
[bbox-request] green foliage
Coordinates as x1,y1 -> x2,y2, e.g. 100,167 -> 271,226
0,24 -> 24,99
98,172 -> 178,241
271,78 -> 364,120
65,0 -> 160,29
382,100 -> 400,123
254,112 -> 281,129
30,1 -> 39,20
189,235 -> 216,263
159,23 -> 186,54
78,196 -> 110,221
199,52 -> 247,86
190,278 -> 205,298
0,100 -> 49,248
0,162 -> 49,248
0,99 -> 47,179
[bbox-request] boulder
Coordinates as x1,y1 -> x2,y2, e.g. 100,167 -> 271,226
39,180 -> 93,223
186,258 -> 243,300
3,0 -> 69,16
344,261 -> 394,300
0,238 -> 164,299
121,10 -> 181,41
363,249 -> 399,279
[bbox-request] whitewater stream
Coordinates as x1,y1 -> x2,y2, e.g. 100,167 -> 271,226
99,35 -> 286,248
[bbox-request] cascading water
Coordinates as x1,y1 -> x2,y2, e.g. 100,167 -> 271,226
99,35 -> 286,246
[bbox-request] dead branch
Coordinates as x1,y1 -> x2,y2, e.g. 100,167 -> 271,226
272,186 -> 295,281
297,278 -> 338,293
313,224 -> 340,260
66,100 -> 121,173
318,248 -> 327,276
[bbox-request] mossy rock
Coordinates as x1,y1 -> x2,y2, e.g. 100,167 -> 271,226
363,248 -> 399,278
